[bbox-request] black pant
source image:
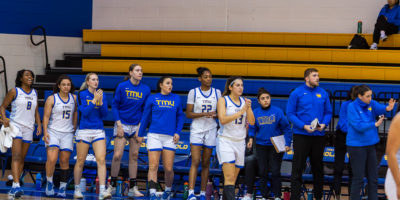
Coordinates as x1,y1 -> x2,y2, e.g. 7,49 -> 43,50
256,145 -> 283,198
244,153 -> 257,194
290,134 -> 325,200
373,15 -> 399,43
333,130 -> 352,196
348,145 -> 378,200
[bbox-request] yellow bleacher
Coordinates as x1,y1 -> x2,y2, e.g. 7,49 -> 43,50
101,44 -> 400,64
82,59 -> 400,81
83,30 -> 400,48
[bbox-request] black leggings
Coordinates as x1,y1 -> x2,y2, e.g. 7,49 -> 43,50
373,15 -> 399,44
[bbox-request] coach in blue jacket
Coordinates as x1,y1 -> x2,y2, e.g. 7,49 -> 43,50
347,85 -> 395,200
286,68 -> 332,200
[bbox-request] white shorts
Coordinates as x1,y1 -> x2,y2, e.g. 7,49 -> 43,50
113,123 -> 138,139
385,168 -> 397,200
46,129 -> 74,152
216,136 -> 245,168
75,129 -> 105,144
146,133 -> 176,152
190,128 -> 217,148
10,121 -> 34,143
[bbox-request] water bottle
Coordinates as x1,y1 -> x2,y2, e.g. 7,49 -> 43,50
206,179 -> 213,200
283,187 -> 290,200
35,172 -> 42,190
357,20 -> 363,34
183,182 -> 189,200
116,179 -> 123,197
95,177 -> 99,194
80,178 -> 86,192
307,189 -> 313,200
124,181 -> 129,196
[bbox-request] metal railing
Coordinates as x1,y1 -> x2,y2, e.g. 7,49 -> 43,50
30,26 -> 50,71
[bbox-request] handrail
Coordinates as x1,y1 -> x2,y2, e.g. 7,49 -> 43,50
0,56 -> 8,92
30,26 -> 50,71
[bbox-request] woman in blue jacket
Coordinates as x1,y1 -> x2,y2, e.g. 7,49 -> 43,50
73,73 -> 111,200
347,85 -> 395,199
137,76 -> 185,200
370,0 -> 400,49
246,88 -> 291,200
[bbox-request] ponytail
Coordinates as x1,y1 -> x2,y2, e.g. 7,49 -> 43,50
80,72 -> 97,91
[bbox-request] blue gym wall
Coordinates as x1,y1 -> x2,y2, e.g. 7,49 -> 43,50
0,0 -> 92,37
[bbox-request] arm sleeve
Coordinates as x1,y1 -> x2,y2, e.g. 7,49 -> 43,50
112,86 -> 122,121
175,98 -> 186,135
279,111 -> 292,146
286,92 -> 306,129
371,100 -> 388,116
138,96 -> 153,137
100,95 -> 108,119
322,94 -> 333,125
347,103 -> 375,132
338,101 -> 349,133
248,124 -> 257,138
187,89 -> 195,105
78,95 -> 96,117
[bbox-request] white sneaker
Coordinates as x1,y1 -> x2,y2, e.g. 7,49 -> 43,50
128,186 -> 144,197
99,189 -> 112,199
74,190 -> 84,199
241,194 -> 252,200
380,34 -> 388,41
105,185 -> 115,195
370,43 -> 378,50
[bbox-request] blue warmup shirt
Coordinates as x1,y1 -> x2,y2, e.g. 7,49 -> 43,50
112,80 -> 150,125
249,106 -> 292,147
346,98 -> 387,147
78,89 -> 108,130
336,100 -> 352,133
379,4 -> 400,30
286,84 -> 332,136
138,93 -> 185,137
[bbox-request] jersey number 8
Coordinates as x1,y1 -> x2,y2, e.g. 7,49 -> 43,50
202,105 -> 212,113
26,101 -> 32,110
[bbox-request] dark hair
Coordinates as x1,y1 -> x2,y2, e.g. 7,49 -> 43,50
304,68 -> 319,78
196,67 -> 211,77
15,69 -> 34,87
222,76 -> 243,96
257,87 -> 271,99
53,74 -> 75,94
355,84 -> 371,97
124,64 -> 141,81
157,76 -> 172,92
349,85 -> 359,100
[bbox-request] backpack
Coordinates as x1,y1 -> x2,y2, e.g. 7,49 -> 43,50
348,34 -> 369,49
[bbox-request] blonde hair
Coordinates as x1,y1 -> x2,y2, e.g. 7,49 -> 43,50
80,72 -> 97,90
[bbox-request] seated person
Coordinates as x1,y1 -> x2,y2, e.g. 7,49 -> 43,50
371,0 -> 400,49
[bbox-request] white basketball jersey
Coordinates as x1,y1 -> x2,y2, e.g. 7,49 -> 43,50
48,93 -> 75,133
10,87 -> 38,129
190,87 -> 219,133
218,96 -> 247,140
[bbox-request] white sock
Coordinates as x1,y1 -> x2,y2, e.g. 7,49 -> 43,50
46,176 -> 53,183
100,185 -> 106,194
150,188 -> 157,194
60,182 -> 67,189
381,30 -> 386,36
200,191 -> 206,196
165,186 -> 171,192
75,185 -> 81,191
189,189 -> 194,196
12,182 -> 20,188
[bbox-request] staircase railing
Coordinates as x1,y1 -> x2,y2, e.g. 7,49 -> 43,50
0,56 -> 8,92
30,26 -> 50,72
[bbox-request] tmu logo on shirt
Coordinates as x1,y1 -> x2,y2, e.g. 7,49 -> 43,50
316,93 -> 322,98
86,99 -> 101,108
125,90 -> 142,100
156,100 -> 175,108
257,115 -> 276,125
